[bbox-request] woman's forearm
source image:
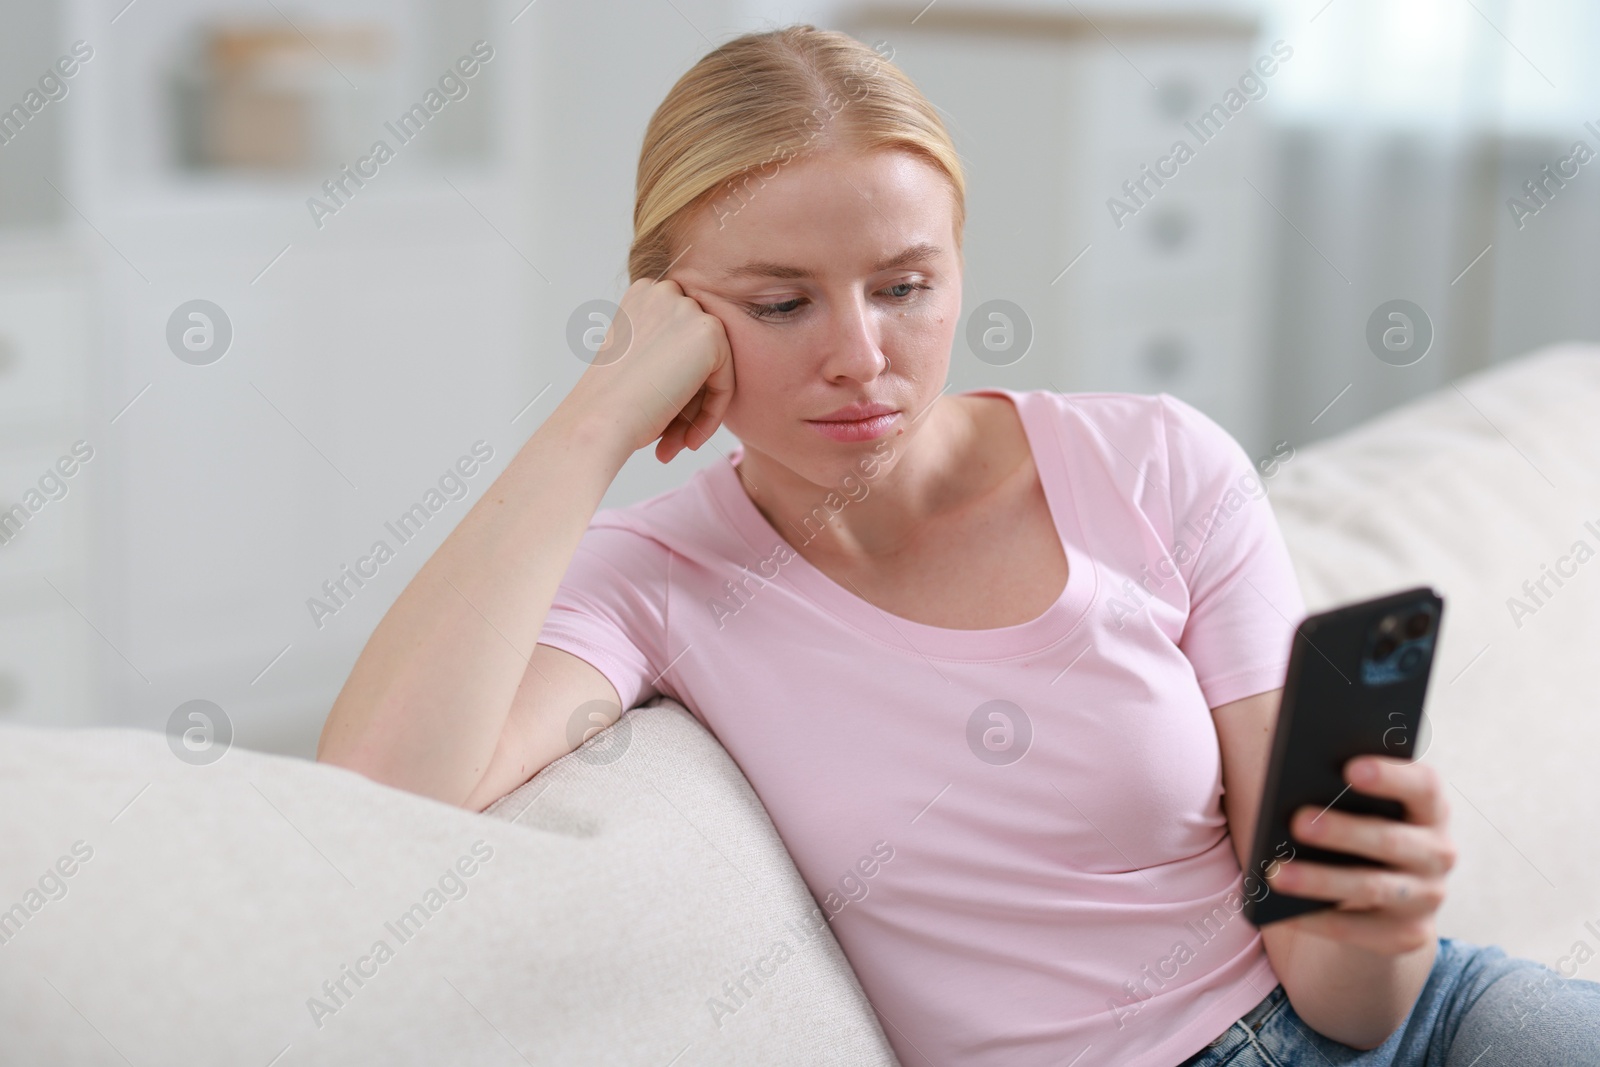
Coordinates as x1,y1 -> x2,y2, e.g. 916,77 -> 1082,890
316,397 -> 630,805
1263,922 -> 1436,1049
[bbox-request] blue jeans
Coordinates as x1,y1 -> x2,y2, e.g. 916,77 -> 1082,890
1175,937 -> 1600,1066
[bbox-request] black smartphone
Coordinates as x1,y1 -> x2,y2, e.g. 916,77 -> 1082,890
1241,586 -> 1445,927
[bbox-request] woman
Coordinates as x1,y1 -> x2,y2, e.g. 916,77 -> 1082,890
317,25 -> 1600,1066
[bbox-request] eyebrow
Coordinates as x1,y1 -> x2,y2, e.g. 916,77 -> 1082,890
716,241 -> 944,281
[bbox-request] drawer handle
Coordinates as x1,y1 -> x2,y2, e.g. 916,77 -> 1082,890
1143,335 -> 1189,381
1149,207 -> 1192,251
1156,78 -> 1197,121
0,671 -> 22,715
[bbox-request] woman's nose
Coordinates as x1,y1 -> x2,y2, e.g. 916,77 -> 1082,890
820,296 -> 887,381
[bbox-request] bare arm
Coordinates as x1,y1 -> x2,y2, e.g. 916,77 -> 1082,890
1212,689 -> 1442,1050
317,278 -> 735,808
315,401 -> 632,805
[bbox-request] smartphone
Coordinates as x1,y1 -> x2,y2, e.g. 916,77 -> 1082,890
1241,586 -> 1445,927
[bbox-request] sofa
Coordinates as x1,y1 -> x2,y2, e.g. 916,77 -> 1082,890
3,344 -> 1598,1065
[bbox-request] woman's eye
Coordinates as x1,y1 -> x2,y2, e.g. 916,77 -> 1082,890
885,282 -> 929,299
748,298 -> 805,320
746,282 -> 930,321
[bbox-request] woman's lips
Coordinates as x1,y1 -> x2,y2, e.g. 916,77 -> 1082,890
804,411 -> 900,442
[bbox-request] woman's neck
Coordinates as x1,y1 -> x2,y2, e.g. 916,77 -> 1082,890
733,392 -> 1025,564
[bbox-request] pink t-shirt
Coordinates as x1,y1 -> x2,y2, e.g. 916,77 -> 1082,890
535,387 -> 1307,1067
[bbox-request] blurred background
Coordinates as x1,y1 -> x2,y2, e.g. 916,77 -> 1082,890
1,0 -> 1596,758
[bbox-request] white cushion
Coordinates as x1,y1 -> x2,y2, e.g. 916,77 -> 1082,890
1268,342 -> 1600,968
0,697 -> 897,1065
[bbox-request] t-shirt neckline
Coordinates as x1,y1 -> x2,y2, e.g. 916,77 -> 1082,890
705,387 -> 1098,661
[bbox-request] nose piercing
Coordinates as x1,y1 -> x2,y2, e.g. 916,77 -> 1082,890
882,355 -> 891,374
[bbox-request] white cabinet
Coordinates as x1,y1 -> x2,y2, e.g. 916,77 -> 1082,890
0,0 -> 538,754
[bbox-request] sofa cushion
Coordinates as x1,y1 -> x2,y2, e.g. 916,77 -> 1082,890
1267,343 -> 1600,969
0,696 -> 897,1066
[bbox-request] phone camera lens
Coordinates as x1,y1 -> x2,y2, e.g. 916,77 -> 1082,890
1397,646 -> 1423,672
1404,611 -> 1432,639
1373,635 -> 1399,660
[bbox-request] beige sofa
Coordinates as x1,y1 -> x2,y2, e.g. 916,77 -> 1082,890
3,344 -> 1597,1065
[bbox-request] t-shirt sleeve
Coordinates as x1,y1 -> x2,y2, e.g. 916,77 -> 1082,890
1159,394 -> 1306,708
535,521 -> 671,712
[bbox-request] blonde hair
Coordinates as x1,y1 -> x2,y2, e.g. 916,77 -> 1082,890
628,25 -> 967,283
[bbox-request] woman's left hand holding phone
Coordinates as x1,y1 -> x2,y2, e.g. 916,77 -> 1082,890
1266,755 -> 1458,955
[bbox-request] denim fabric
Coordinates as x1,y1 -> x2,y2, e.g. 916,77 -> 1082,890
1174,937 -> 1600,1066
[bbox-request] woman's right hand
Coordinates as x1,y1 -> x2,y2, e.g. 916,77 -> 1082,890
564,277 -> 735,464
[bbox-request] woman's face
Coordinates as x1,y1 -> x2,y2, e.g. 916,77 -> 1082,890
667,146 -> 962,486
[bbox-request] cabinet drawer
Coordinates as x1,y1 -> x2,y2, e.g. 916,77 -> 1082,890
1074,36 -> 1264,189
0,606 -> 94,727
0,441 -> 90,591
1092,183 -> 1258,289
1085,310 -> 1255,404
0,282 -> 88,431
